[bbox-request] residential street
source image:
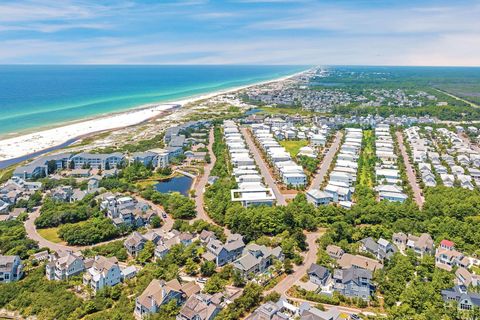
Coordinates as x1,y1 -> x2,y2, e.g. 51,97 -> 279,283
24,197 -> 174,254
309,131 -> 343,190
240,126 -> 287,205
193,127 -> 231,236
266,230 -> 323,295
396,131 -> 424,207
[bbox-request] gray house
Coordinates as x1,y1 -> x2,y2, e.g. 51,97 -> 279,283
441,285 -> 480,312
0,255 -> 23,283
307,264 -> 331,286
203,233 -> 245,267
232,244 -> 283,278
333,267 -> 374,301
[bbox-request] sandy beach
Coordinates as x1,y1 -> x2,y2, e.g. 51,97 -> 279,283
0,70 -> 306,164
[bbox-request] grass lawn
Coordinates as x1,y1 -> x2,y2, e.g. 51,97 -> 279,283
280,140 -> 308,158
37,227 -> 63,243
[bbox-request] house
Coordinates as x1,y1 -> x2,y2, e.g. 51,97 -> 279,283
124,232 -> 147,257
307,264 -> 331,286
455,267 -> 480,287
326,245 -> 344,260
300,303 -> 359,320
134,279 -> 192,319
0,255 -> 23,283
392,232 -> 434,257
83,256 -> 122,292
359,237 -> 395,261
46,252 -> 86,281
441,285 -> 480,312
246,299 -> 298,320
333,267 -> 375,301
337,253 -> 383,272
435,247 -> 468,271
232,244 -> 283,278
203,233 -> 245,267
177,293 -> 222,320
306,189 -> 331,206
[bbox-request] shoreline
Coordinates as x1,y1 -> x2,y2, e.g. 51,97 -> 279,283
0,68 -> 308,168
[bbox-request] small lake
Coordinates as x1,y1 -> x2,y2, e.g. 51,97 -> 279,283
154,175 -> 193,196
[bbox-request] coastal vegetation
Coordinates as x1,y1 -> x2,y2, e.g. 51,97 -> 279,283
58,218 -> 121,245
0,220 -> 38,259
34,194 -> 100,229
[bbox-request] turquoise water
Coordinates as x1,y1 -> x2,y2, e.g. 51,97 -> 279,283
0,65 -> 307,137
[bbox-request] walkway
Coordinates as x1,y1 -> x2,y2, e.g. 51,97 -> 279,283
266,230 -> 324,295
24,197 -> 174,254
309,131 -> 343,190
396,131 -> 424,208
192,128 -> 231,236
240,127 -> 287,205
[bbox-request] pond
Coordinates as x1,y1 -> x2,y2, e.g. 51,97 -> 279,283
154,175 -> 193,196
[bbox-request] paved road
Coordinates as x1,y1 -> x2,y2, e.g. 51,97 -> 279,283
240,127 -> 287,205
192,128 -> 231,236
266,230 -> 323,295
434,88 -> 480,109
396,131 -> 424,208
309,131 -> 343,190
25,197 -> 174,254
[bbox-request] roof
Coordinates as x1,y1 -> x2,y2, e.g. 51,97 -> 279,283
337,253 -> 383,272
440,239 -> 455,248
137,279 -> 183,309
308,264 -> 329,279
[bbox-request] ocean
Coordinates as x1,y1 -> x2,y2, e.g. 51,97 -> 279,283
0,65 -> 307,137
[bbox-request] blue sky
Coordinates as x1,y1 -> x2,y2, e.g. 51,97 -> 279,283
0,0 -> 479,65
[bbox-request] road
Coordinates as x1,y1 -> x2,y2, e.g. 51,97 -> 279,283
396,131 -> 424,208
434,88 -> 480,109
192,128 -> 231,236
240,127 -> 287,205
266,230 -> 323,295
25,197 -> 174,254
309,131 -> 343,190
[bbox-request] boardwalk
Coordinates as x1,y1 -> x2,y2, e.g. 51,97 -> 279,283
396,131 -> 424,207
240,126 -> 286,205
309,131 -> 343,190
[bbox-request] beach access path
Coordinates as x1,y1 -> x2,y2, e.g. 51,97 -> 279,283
24,197 -> 174,254
396,131 -> 424,208
309,131 -> 343,190
240,126 -> 287,205
193,128 -> 231,236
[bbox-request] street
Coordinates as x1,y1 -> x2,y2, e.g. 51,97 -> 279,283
309,131 -> 343,190
396,131 -> 424,207
240,126 -> 287,205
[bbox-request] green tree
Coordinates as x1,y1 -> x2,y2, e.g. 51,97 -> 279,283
137,241 -> 155,264
200,261 -> 216,277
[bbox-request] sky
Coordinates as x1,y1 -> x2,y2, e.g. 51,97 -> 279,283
0,0 -> 479,66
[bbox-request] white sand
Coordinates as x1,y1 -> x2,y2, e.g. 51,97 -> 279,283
0,70 -> 306,162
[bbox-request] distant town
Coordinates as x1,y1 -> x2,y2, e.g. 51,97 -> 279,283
2,66 -> 480,320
